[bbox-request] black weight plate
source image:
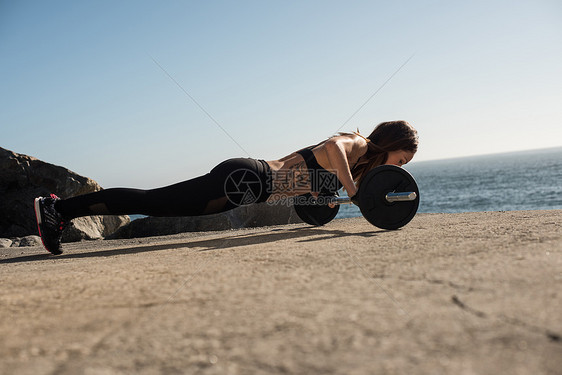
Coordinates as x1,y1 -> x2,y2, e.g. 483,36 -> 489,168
294,193 -> 340,226
357,165 -> 419,230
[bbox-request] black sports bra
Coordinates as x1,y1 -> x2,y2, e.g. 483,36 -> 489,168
296,146 -> 343,193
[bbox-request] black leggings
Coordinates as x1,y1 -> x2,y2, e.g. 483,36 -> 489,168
55,158 -> 273,220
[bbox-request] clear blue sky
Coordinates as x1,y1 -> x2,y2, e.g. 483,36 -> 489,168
1,0 -> 561,188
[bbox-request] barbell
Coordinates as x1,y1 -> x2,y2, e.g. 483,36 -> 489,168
293,165 -> 420,230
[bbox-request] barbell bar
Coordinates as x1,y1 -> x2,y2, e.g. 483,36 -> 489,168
326,191 -> 417,205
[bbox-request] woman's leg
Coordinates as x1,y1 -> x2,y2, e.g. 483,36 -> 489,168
55,174 -> 216,219
54,158 -> 268,220
35,158 -> 269,254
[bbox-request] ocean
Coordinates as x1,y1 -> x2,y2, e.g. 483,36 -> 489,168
336,147 -> 562,219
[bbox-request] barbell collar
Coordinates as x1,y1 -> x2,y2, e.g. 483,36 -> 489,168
385,191 -> 417,202
331,196 -> 352,205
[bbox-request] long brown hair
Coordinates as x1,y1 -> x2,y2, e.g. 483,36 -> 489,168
346,120 -> 418,187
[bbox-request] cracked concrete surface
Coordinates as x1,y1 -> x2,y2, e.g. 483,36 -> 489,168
1,210 -> 561,374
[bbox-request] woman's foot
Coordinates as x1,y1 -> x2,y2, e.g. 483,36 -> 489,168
34,194 -> 67,255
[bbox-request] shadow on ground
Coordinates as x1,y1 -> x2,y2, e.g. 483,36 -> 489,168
1,226 -> 386,264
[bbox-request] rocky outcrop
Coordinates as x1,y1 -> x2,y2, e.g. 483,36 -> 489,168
9,235 -> 42,248
62,215 -> 130,242
108,202 -> 304,239
0,147 -> 129,241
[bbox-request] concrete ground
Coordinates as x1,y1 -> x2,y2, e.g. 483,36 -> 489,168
1,210 -> 561,375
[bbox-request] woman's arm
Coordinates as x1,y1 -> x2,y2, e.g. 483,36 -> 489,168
322,135 -> 366,197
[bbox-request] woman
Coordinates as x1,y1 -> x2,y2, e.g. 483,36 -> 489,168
35,120 -> 418,254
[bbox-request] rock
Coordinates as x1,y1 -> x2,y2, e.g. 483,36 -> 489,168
226,202 -> 303,228
12,235 -> 42,247
0,146 -> 129,241
108,201 -> 303,239
0,238 -> 13,248
63,215 -> 130,242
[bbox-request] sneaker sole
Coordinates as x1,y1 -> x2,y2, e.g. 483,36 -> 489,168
34,197 -> 62,255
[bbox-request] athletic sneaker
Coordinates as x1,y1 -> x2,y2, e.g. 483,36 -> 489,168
34,194 -> 67,255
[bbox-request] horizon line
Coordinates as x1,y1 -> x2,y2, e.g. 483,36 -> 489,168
413,145 -> 562,164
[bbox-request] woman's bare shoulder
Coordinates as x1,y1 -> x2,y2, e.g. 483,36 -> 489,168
322,133 -> 368,151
